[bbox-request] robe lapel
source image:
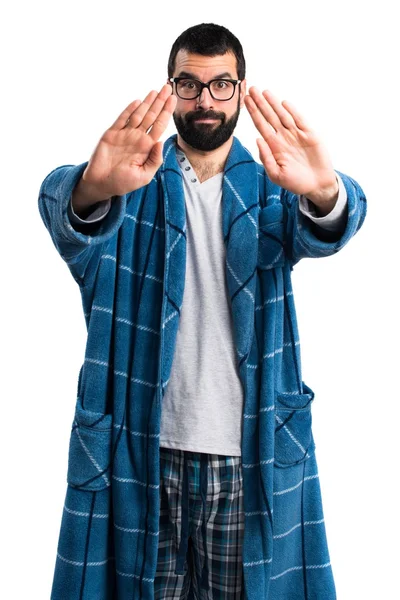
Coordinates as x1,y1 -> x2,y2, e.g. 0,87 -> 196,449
222,137 -> 259,366
159,136 -> 187,388
159,134 -> 259,385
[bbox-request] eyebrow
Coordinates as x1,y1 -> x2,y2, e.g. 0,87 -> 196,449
176,71 -> 235,80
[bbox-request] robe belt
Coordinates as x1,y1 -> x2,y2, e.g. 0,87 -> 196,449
175,452 -> 210,591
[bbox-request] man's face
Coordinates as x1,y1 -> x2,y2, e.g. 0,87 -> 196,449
170,50 -> 246,152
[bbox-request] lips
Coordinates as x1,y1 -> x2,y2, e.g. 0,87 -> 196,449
188,112 -> 223,124
192,117 -> 221,124
194,118 -> 219,122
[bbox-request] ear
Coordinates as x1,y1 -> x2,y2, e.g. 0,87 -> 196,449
239,78 -> 247,108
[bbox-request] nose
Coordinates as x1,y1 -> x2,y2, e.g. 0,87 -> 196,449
196,86 -> 214,110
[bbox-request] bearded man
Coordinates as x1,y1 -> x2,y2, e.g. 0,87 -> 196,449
39,22 -> 366,600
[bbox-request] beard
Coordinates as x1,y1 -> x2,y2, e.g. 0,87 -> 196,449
173,98 -> 240,151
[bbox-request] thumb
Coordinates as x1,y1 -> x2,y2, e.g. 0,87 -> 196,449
146,141 -> 164,170
256,138 -> 279,182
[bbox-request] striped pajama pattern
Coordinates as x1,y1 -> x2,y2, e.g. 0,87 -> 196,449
38,134 -> 367,599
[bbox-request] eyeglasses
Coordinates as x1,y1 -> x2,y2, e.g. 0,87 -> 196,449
169,77 -> 241,101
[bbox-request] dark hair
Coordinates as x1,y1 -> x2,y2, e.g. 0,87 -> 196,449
168,23 -> 246,80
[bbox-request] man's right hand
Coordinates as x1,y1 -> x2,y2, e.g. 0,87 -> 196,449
72,84 -> 177,214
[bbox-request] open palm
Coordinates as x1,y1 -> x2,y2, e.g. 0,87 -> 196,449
83,84 -> 177,198
244,87 -> 337,199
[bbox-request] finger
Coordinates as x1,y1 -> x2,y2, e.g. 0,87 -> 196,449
256,138 -> 279,181
281,99 -> 311,132
123,89 -> 159,129
139,84 -> 174,133
148,95 -> 177,141
247,87 -> 283,131
144,140 -> 164,170
245,95 -> 278,142
260,89 -> 297,130
109,99 -> 142,131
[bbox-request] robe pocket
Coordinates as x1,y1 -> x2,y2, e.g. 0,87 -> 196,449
67,396 -> 113,491
274,382 -> 316,468
258,204 -> 286,270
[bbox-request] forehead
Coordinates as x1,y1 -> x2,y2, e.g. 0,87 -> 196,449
173,50 -> 238,79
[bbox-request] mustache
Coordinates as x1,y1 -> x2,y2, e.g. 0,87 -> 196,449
185,110 -> 225,123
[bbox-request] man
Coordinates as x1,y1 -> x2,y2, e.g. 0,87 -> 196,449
39,23 -> 366,600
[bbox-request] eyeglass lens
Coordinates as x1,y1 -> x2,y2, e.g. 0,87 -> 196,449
176,79 -> 235,100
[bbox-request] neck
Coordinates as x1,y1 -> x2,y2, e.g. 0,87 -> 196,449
176,134 -> 233,183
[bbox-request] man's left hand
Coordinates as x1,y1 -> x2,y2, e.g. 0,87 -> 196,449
244,87 -> 339,216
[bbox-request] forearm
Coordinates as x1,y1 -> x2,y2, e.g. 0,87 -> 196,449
38,163 -> 127,285
286,170 -> 367,265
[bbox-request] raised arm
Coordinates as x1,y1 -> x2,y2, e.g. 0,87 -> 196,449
38,85 -> 177,284
244,87 -> 340,211
245,87 -> 366,263
71,84 -> 177,216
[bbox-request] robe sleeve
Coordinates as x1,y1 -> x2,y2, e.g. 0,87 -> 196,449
68,196 -> 112,224
299,174 -> 348,233
283,169 -> 367,266
38,162 -> 127,286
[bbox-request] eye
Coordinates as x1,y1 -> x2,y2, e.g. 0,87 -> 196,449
215,80 -> 229,89
180,79 -> 197,89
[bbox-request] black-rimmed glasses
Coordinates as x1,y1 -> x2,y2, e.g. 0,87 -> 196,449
169,77 -> 241,101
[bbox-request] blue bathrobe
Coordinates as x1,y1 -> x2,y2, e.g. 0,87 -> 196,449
38,134 -> 366,599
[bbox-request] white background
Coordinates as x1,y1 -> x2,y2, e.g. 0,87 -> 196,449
2,0 -> 399,598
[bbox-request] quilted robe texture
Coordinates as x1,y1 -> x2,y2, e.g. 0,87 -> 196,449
38,134 -> 366,599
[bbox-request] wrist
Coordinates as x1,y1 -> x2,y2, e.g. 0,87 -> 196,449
71,177 -> 110,215
305,177 -> 339,217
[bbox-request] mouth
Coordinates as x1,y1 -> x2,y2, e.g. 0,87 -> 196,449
192,118 -> 220,124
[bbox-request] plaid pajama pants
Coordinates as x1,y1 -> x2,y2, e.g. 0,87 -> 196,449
155,447 -> 245,599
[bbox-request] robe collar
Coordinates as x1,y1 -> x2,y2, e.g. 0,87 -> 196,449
161,134 -> 259,368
